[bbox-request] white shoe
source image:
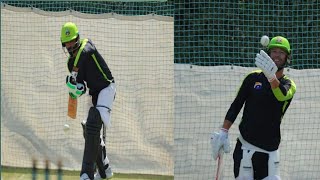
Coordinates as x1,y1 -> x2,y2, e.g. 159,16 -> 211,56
94,166 -> 113,179
80,173 -> 91,180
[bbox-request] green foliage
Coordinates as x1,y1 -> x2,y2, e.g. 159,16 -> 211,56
174,0 -> 320,69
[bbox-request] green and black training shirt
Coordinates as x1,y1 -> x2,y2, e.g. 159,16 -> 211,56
225,70 -> 296,151
67,39 -> 114,99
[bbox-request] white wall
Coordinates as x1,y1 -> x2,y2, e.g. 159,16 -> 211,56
1,5 -> 174,176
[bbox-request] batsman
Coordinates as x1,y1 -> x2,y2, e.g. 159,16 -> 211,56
61,22 -> 116,180
210,36 -> 296,180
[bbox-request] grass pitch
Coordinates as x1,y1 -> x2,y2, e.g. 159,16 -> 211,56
1,166 -> 173,180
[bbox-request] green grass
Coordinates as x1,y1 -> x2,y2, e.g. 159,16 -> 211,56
1,166 -> 173,180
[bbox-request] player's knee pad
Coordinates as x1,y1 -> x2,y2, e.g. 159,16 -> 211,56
86,107 -> 102,137
96,105 -> 111,128
96,84 -> 116,128
262,175 -> 281,180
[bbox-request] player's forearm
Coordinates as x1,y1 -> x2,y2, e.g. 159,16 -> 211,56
270,78 -> 280,89
222,119 -> 233,130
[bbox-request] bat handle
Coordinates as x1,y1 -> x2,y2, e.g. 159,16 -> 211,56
215,152 -> 224,180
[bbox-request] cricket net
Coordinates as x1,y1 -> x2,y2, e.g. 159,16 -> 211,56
174,1 -> 320,180
1,1 -> 174,176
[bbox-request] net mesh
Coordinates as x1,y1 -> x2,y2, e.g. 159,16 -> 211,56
1,1 -> 320,179
1,1 -> 174,176
174,1 -> 320,180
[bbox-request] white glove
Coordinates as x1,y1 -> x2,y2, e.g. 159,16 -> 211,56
210,128 -> 231,160
255,50 -> 278,82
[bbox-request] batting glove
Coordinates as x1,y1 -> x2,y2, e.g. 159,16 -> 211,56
255,50 -> 278,82
210,128 -> 231,160
66,75 -> 86,99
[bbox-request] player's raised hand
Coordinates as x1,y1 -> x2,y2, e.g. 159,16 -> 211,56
255,50 -> 277,82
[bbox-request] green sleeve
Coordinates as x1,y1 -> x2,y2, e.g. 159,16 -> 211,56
272,78 -> 296,101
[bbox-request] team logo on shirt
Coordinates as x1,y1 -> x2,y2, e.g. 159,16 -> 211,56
254,82 -> 262,90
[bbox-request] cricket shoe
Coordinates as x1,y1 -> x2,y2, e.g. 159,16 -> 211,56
94,165 -> 113,179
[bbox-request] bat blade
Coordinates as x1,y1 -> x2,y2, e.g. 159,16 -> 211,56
67,96 -> 77,119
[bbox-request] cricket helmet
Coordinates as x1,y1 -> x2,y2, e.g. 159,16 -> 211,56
60,22 -> 79,46
267,36 -> 291,55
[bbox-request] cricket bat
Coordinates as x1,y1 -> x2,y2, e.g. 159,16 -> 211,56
67,68 -> 79,119
67,95 -> 77,119
215,149 -> 224,180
